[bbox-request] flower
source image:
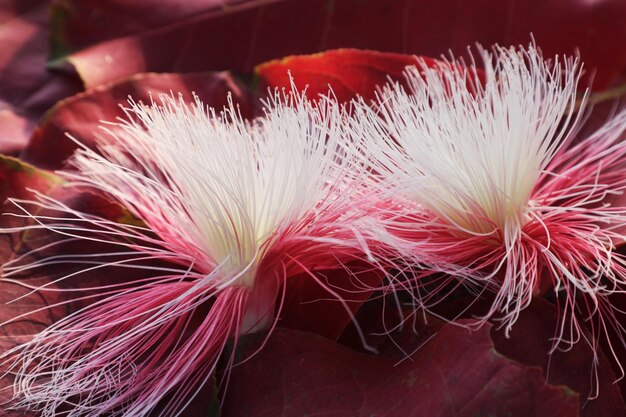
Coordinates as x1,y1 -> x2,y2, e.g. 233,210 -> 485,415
1,91 -> 381,416
346,44 -> 626,380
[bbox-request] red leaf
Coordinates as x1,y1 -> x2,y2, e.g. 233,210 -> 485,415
338,300 -> 447,357
256,49 -> 424,103
21,71 -> 258,170
279,264 -> 383,340
492,300 -> 626,417
0,0 -> 81,154
147,376 -> 221,417
339,296 -> 626,416
49,0 -> 626,90
223,324 -> 579,417
0,155 -> 61,206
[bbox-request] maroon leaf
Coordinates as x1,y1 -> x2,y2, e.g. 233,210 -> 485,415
491,300 -> 626,417
0,0 -> 81,154
49,0 -> 626,90
21,71 -> 258,170
48,0 -> 256,59
147,376 -> 221,417
338,299 -> 448,358
279,264 -> 383,340
339,295 -> 626,416
223,324 -> 579,417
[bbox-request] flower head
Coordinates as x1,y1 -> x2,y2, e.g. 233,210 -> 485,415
1,91 -> 378,416
347,44 -> 626,378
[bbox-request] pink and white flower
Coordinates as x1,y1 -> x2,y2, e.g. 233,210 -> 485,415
347,45 -> 626,377
1,91 -> 382,416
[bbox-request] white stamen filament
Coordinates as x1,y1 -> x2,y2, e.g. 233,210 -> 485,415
65,92 -> 350,288
349,45 -> 584,244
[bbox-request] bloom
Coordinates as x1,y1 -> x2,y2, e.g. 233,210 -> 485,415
1,91 -> 379,416
347,45 -> 626,372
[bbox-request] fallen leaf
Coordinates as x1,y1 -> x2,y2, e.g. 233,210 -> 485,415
492,300 -> 626,417
256,49 -> 424,102
21,71 -> 258,170
279,264 -> 383,340
222,324 -> 579,417
49,0 -> 626,90
0,0 -> 81,154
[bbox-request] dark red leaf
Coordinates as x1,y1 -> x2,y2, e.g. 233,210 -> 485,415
48,0 -> 255,59
279,264 -> 383,340
340,295 -> 626,416
21,71 -> 258,170
0,0 -> 81,154
49,0 -> 626,90
223,324 -> 579,417
147,376 -> 221,417
491,299 -> 626,417
338,300 -> 447,357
